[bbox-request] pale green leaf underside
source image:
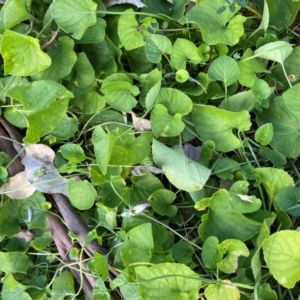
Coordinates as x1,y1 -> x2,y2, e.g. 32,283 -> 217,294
152,139 -> 211,193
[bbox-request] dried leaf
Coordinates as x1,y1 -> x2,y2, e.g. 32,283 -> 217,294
132,165 -> 163,176
0,171 -> 36,199
21,144 -> 68,196
237,194 -> 253,203
14,230 -> 34,242
103,0 -> 146,8
131,111 -> 152,131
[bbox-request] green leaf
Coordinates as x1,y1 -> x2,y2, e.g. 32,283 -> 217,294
60,143 -> 85,163
157,87 -> 193,115
217,239 -> 249,273
275,187 -> 300,217
205,281 -> 240,300
78,18 -> 106,44
248,0 -> 269,40
263,230 -> 300,288
1,30 -> 51,76
238,48 -> 269,87
255,123 -> 273,146
118,9 -> 148,50
150,87 -> 192,137
251,220 -> 272,281
175,69 -> 189,83
109,130 -> 152,166
30,231 -> 53,250
255,167 -> 294,201
220,90 -> 256,112
51,115 -> 79,140
2,274 -> 31,300
180,0 -> 246,46
94,252 -> 109,281
170,38 -> 201,70
4,80 -> 72,143
282,83 -> 300,118
195,190 -> 262,242
271,46 -> 300,89
101,73 -> 139,112
148,189 -> 177,217
68,179 -> 97,210
0,166 -> 8,180
120,223 -> 154,265
249,283 -> 277,300
251,78 -> 272,101
33,36 -> 77,81
171,240 -> 193,264
0,252 -> 31,274
127,46 -> 153,74
100,177 -> 125,208
93,279 -> 110,300
72,90 -> 106,114
82,35 -> 122,74
151,104 -> 185,137
123,171 -> 164,206
51,271 -> 75,299
51,0 -> 97,39
265,0 -> 300,31
92,126 -> 116,175
1,0 -> 32,30
152,139 -> 211,193
139,68 -> 162,109
141,0 -> 189,21
213,158 -> 241,180
208,56 -> 240,86
202,236 -> 223,270
259,147 -> 287,168
192,105 -> 251,152
98,207 -> 118,231
145,34 -> 172,63
136,263 -> 202,300
73,52 -> 95,88
96,203 -> 117,229
256,97 -> 300,158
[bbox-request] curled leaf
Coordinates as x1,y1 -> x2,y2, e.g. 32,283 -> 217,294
132,166 -> 163,176
103,0 -> 146,7
131,111 -> 152,131
0,171 -> 36,200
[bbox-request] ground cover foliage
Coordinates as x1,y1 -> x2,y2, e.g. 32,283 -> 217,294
0,0 -> 300,299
